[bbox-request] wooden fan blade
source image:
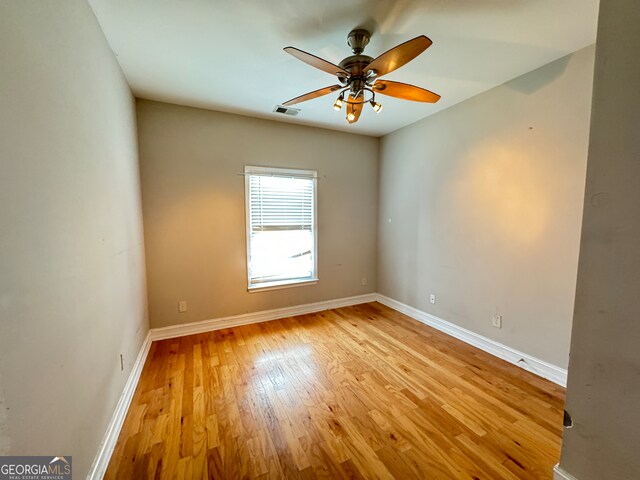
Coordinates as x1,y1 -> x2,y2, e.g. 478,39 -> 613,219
346,95 -> 363,124
282,85 -> 343,106
373,80 -> 441,103
284,47 -> 349,77
365,36 -> 432,78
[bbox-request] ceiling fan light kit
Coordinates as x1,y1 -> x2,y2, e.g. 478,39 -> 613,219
282,29 -> 441,124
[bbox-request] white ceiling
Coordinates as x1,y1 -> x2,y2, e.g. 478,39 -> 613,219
89,0 -> 599,137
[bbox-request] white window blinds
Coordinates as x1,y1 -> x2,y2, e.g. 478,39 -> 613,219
245,166 -> 317,289
248,175 -> 314,231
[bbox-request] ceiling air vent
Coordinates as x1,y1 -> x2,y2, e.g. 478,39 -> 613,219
273,105 -> 300,116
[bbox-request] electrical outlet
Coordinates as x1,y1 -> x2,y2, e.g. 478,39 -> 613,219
178,300 -> 187,313
429,294 -> 436,305
361,277 -> 367,286
492,314 -> 503,328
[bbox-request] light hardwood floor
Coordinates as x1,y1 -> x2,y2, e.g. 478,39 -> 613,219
105,302 -> 565,479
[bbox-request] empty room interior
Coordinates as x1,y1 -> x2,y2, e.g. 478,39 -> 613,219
2,0 -> 640,479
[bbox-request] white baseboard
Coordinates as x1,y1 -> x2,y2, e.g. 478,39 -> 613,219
376,294 -> 567,387
149,293 -> 378,341
554,464 -> 578,480
87,331 -> 152,480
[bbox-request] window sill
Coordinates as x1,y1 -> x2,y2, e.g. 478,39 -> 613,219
248,278 -> 318,293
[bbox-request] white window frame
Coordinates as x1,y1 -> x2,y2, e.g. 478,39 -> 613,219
244,165 -> 318,292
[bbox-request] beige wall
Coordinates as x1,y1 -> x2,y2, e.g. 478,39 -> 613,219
559,1 -> 640,478
137,100 -> 378,328
377,46 -> 595,369
0,0 -> 148,476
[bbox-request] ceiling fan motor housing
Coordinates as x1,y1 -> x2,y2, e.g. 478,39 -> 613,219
338,55 -> 374,98
338,55 -> 374,77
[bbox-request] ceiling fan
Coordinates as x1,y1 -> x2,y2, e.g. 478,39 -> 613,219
282,29 -> 441,124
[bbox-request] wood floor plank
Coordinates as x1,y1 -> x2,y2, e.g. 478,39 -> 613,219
105,302 -> 564,479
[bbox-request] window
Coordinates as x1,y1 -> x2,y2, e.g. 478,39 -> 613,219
245,166 -> 317,290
